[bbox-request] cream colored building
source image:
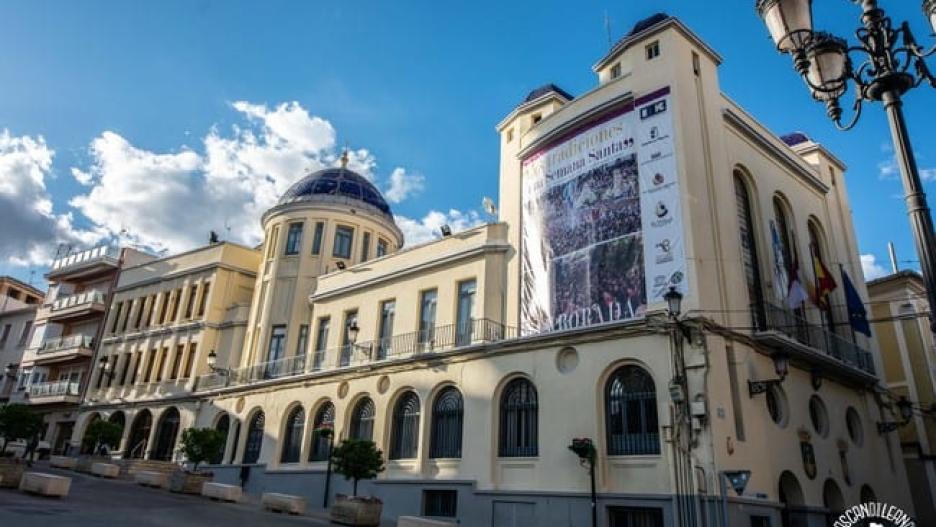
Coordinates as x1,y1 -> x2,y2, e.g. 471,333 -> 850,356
76,13 -> 914,527
867,271 -> 936,526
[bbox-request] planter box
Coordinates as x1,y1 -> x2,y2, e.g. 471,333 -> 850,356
168,470 -> 210,495
0,459 -> 26,488
19,472 -> 71,497
202,482 -> 242,503
135,470 -> 168,488
398,517 -> 456,527
49,456 -> 78,470
261,492 -> 307,515
75,456 -> 110,473
329,495 -> 383,526
91,463 -> 120,478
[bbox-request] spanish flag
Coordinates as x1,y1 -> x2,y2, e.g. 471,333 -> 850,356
812,255 -> 837,309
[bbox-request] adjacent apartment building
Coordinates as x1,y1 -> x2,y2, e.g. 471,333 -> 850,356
75,13 -> 914,527
0,276 -> 44,401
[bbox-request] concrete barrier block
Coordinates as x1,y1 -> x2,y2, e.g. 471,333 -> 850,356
261,492 -> 307,515
19,472 -> 71,497
49,456 -> 78,470
90,462 -> 120,479
134,470 -> 168,488
397,517 -> 457,527
201,482 -> 242,503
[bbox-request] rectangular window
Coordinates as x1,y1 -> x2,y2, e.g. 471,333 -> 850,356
155,347 -> 168,382
267,325 -> 287,362
456,280 -> 476,346
121,301 -> 132,333
119,353 -> 132,385
133,298 -> 145,329
333,226 -> 354,259
184,285 -> 197,319
361,232 -> 371,262
611,62 -> 622,79
143,350 -> 156,383
645,40 -> 660,60
168,288 -> 182,323
183,343 -> 196,378
296,324 -> 309,356
265,225 -> 280,259
376,238 -> 389,257
419,289 -> 438,346
505,128 -> 514,143
156,293 -> 168,326
311,222 -> 325,255
170,344 -> 184,380
340,311 -> 358,367
423,489 -> 457,518
378,300 -> 395,359
105,355 -> 117,388
130,352 -> 142,384
111,302 -> 123,333
608,507 -> 664,527
285,222 -> 303,255
144,294 -> 156,327
196,282 -> 210,317
313,317 -> 330,370
17,321 -> 32,346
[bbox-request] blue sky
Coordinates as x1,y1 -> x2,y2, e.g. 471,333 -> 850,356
1,0 -> 935,287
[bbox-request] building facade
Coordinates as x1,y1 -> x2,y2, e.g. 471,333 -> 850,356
0,275 -> 43,313
0,302 -> 40,402
75,14 -> 914,527
867,271 -> 936,526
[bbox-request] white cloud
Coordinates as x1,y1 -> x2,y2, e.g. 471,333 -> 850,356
0,130 -> 100,266
861,253 -> 889,281
394,209 -> 484,246
879,144 -> 936,182
70,167 -> 92,186
384,167 -> 425,203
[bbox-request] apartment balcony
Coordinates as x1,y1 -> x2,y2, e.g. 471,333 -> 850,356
35,335 -> 95,365
47,291 -> 106,322
196,318 -> 516,391
27,380 -> 81,404
46,245 -> 119,281
753,302 -> 876,383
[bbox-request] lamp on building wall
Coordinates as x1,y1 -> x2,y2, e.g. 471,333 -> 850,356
335,261 -> 346,270
747,353 -> 789,397
664,286 -> 682,318
206,350 -> 230,377
877,396 -> 915,433
3,363 -> 16,378
346,321 -> 373,358
756,0 -> 936,333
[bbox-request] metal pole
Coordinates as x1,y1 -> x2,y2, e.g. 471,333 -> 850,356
589,460 -> 597,527
881,89 -> 936,329
323,434 -> 334,508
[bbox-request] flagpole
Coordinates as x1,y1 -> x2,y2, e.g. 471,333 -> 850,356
839,264 -> 858,346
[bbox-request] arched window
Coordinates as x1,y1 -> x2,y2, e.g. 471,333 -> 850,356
212,414 -> 230,464
126,410 -> 152,459
499,378 -> 538,457
350,398 -> 375,441
309,402 -> 336,462
774,196 -> 809,341
605,366 -> 659,455
430,387 -> 464,459
808,220 -> 836,330
280,406 -> 304,463
390,392 -> 421,460
243,411 -> 265,464
152,407 -> 180,461
734,172 -> 766,330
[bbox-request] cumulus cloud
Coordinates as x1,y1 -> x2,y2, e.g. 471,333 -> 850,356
0,130 -> 100,266
861,253 -> 889,281
395,209 -> 485,246
384,167 -> 425,203
879,143 -> 936,182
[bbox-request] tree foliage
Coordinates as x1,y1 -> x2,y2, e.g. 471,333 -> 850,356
330,438 -> 385,496
177,427 -> 225,472
82,420 -> 123,453
0,404 -> 44,454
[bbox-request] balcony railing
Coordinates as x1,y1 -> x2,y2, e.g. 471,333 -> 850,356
28,380 -> 81,398
49,245 -> 119,274
758,302 -> 875,375
196,318 -> 516,391
51,290 -> 106,311
39,335 -> 95,353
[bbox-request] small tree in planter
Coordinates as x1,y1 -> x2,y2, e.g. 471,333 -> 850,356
82,420 -> 123,456
329,439 -> 385,527
169,427 -> 225,494
0,404 -> 43,488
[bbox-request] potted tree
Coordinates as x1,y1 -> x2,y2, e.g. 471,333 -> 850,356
328,439 -> 385,526
0,404 -> 43,488
169,427 -> 225,494
75,419 -> 123,472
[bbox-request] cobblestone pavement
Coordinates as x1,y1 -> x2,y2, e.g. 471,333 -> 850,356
0,465 -> 336,527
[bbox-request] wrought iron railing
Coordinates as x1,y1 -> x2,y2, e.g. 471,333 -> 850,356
49,245 -> 119,273
51,290 -> 106,311
39,334 -> 94,353
195,318 -> 515,391
758,302 -> 875,374
28,380 -> 81,398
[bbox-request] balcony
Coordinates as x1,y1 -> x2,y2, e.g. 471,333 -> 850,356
35,335 -> 95,365
47,291 -> 106,322
753,302 -> 876,381
27,380 -> 81,404
46,245 -> 119,280
196,318 -> 516,391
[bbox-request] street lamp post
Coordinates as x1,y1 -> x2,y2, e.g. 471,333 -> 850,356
756,0 -> 936,327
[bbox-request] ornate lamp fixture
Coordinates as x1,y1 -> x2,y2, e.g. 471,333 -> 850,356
748,354 -> 790,396
877,396 -> 914,433
206,350 -> 230,376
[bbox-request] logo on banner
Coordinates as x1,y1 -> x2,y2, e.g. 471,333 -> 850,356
653,172 -> 665,186
655,239 -> 673,264
639,100 -> 666,120
832,503 -> 915,527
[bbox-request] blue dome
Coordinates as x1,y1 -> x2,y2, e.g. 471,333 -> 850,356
277,167 -> 392,217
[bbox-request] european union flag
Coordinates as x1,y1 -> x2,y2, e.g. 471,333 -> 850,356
842,268 -> 871,337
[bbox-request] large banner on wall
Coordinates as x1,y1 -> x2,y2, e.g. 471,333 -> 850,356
520,86 -> 686,335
